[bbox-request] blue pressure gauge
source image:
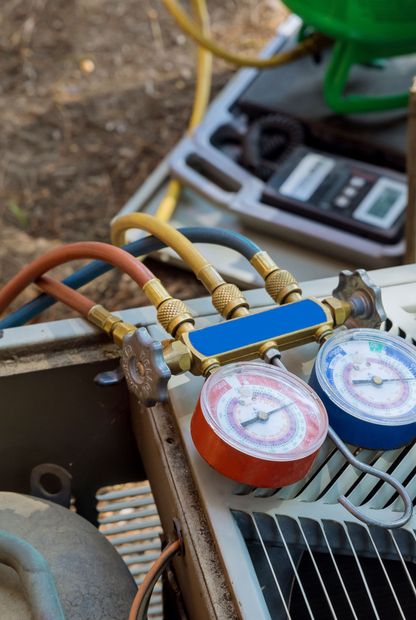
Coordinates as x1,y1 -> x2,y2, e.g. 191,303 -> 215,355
310,329 -> 416,449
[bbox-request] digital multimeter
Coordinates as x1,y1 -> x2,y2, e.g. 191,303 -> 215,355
263,146 -> 407,244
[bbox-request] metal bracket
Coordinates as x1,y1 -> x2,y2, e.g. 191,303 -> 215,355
94,366 -> 125,386
30,463 -> 72,508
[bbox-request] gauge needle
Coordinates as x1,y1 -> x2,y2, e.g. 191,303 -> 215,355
352,376 -> 416,385
241,403 -> 291,428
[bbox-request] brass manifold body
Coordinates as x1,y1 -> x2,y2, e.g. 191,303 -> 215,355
88,288 -> 352,380
89,242 -> 383,403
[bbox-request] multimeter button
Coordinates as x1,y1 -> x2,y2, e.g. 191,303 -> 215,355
343,186 -> 358,198
350,176 -> 366,188
334,196 -> 350,208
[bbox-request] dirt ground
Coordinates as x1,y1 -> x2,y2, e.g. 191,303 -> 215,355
0,0 -> 286,320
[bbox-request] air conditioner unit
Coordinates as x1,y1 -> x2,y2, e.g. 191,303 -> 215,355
131,263 -> 416,620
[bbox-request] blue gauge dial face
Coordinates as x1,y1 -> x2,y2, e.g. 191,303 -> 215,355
316,329 -> 416,425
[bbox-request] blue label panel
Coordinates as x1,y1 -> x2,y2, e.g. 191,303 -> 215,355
188,299 -> 327,357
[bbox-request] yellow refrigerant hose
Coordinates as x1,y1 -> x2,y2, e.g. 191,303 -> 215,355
162,0 -> 328,68
154,0 -> 212,222
111,213 -> 250,319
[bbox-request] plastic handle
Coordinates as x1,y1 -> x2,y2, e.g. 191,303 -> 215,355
324,41 -> 409,114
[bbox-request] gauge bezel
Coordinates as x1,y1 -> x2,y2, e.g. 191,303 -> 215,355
199,361 -> 328,462
315,328 -> 416,427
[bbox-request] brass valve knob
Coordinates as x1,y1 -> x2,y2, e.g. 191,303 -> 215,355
332,269 -> 386,329
120,327 -> 171,406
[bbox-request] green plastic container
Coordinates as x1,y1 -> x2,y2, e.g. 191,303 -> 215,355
285,0 -> 416,113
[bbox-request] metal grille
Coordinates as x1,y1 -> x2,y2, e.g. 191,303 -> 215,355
232,511 -> 416,619
97,482 -> 163,620
228,435 -> 416,618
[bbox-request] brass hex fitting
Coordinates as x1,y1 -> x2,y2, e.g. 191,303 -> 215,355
157,298 -> 195,337
265,270 -> 302,304
258,341 -> 281,364
87,304 -> 136,347
162,339 -> 192,374
211,283 -> 249,319
322,296 -> 352,327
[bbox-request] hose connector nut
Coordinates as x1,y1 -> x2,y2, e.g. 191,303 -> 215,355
265,270 -> 302,304
211,283 -> 249,319
157,298 -> 195,337
260,343 -> 282,365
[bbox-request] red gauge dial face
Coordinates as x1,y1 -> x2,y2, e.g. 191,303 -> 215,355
199,362 -> 328,461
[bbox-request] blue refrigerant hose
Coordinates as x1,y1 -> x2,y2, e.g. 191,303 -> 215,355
0,227 -> 262,329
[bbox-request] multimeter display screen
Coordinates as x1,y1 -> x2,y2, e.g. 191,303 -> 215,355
367,187 -> 402,219
352,177 -> 407,230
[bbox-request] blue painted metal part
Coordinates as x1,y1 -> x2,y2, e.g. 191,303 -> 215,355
188,299 -> 327,357
309,365 -> 416,449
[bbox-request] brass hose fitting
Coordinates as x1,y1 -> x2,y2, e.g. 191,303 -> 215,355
142,278 -> 195,337
250,251 -> 302,304
157,298 -> 195,337
195,263 -> 249,319
322,297 -> 352,327
162,339 -> 193,374
87,304 -> 136,347
211,282 -> 249,319
266,271 -> 302,305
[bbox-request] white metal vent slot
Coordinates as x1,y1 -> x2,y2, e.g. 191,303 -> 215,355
383,318 -> 416,346
227,431 -> 416,618
232,511 -> 416,619
97,482 -> 163,620
235,440 -> 416,508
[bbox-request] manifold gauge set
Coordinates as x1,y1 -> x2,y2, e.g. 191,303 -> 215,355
2,214 -> 415,529
111,237 -> 416,529
98,224 -> 414,530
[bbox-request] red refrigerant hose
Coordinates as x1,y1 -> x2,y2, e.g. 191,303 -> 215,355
35,275 -> 96,317
0,242 -> 155,315
128,539 -> 182,620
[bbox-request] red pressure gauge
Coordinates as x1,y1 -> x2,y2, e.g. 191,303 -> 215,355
191,362 -> 328,488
